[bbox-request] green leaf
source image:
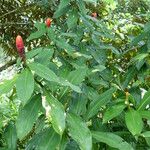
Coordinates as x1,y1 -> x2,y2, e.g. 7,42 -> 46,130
4,122 -> 17,150
137,89 -> 150,111
67,67 -> 87,84
28,62 -> 81,93
130,32 -> 148,46
16,69 -> 34,105
59,67 -> 87,98
27,23 -> 46,41
141,131 -> 150,138
35,48 -> 54,65
26,47 -> 43,59
83,0 -> 97,3
122,66 -> 137,89
140,110 -> 150,120
67,113 -> 92,150
16,94 -> 42,139
53,0 -> 70,18
67,9 -> 78,29
59,134 -> 68,150
103,103 -> 126,123
130,53 -> 148,64
45,92 -> 66,135
125,109 -> 143,136
92,131 -> 133,150
86,87 -> 116,119
56,39 -> 75,55
28,62 -> 59,82
26,128 -> 60,150
0,75 -> 17,95
27,31 -> 44,41
76,0 -> 87,15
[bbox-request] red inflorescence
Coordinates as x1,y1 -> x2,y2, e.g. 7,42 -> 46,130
46,18 -> 51,27
91,12 -> 97,18
16,35 -> 25,61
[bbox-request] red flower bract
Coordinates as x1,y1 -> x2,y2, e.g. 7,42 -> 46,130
91,12 -> 97,18
16,35 -> 25,61
46,18 -> 51,27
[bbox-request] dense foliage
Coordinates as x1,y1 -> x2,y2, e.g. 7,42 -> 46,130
0,0 -> 150,149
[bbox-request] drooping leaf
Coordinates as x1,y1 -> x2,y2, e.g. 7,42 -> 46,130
53,0 -> 70,18
67,113 -> 92,150
140,110 -> 150,120
16,94 -> 42,140
92,131 -> 133,150
45,91 -> 66,135
141,131 -> 150,138
4,122 -> 17,150
125,109 -> 143,136
67,9 -> 78,29
103,103 -> 126,123
76,0 -> 87,15
27,23 -> 46,41
83,0 -> 97,3
28,62 -> 81,93
59,67 -> 87,98
137,89 -> 150,110
86,87 -> 116,119
26,128 -> 60,150
56,38 -> 75,55
0,75 -> 17,95
26,47 -> 43,59
16,68 -> 34,105
122,66 -> 137,89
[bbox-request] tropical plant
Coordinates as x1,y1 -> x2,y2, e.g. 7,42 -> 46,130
0,0 -> 150,149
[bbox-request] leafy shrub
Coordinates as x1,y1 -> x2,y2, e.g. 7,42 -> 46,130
0,0 -> 150,149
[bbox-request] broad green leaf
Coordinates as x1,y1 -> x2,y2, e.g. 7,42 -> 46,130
28,62 -> 59,82
92,131 -> 133,150
86,87 -> 116,119
4,122 -> 17,150
28,62 -> 81,93
140,110 -> 150,120
130,53 -> 148,64
67,9 -> 78,29
67,113 -> 92,150
45,92 -> 66,135
141,131 -> 150,138
26,47 -> 43,59
16,69 -> 34,105
0,75 -> 17,95
130,32 -> 148,46
67,67 -> 88,84
35,48 -> 54,65
47,26 -> 56,41
59,67 -> 87,98
103,103 -> 126,123
76,0 -> 87,15
91,65 -> 106,73
26,128 -> 60,150
16,94 -> 42,139
27,31 -> 44,41
83,0 -> 97,3
122,66 -> 137,89
56,39 -> 75,55
27,23 -> 46,41
59,134 -> 68,150
53,0 -> 70,18
125,109 -> 143,136
137,89 -> 150,110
